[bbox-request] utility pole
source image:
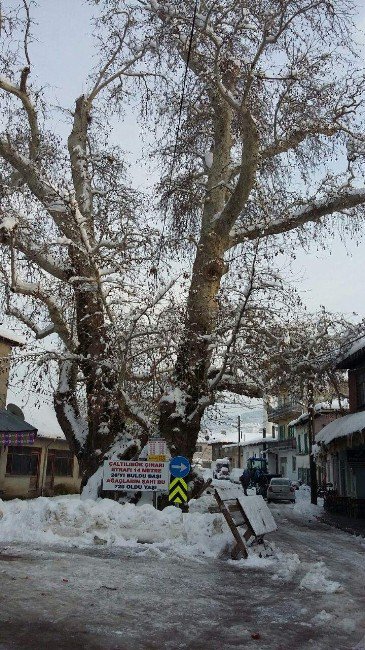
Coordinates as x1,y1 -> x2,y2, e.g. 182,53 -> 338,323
308,380 -> 318,505
237,415 -> 241,469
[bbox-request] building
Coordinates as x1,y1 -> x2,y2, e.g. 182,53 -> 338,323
0,329 -> 24,408
267,394 -> 302,481
0,328 -> 81,498
0,408 -> 81,498
290,401 -> 348,485
316,339 -> 365,518
194,439 -> 236,467
223,434 -> 279,473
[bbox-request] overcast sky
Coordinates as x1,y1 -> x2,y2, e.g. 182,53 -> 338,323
5,0 -> 365,434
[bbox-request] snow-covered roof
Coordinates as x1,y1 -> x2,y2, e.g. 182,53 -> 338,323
315,410 -> 365,446
0,328 -> 25,346
289,399 -> 348,428
223,435 -> 277,448
0,408 -> 37,433
337,335 -> 365,368
37,430 -> 65,441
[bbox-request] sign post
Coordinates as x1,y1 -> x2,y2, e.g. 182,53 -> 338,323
168,456 -> 190,505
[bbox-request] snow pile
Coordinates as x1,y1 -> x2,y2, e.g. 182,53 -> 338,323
300,562 -> 344,594
189,494 -> 216,513
311,610 -> 333,626
292,485 -> 323,521
0,496 -> 231,559
271,545 -> 301,582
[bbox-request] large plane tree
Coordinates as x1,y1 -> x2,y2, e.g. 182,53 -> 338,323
0,0 -> 364,489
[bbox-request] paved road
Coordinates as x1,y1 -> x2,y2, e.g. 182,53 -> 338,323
0,505 -> 364,650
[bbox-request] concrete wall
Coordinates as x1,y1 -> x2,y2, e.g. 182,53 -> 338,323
276,449 -> 297,482
0,438 -> 81,498
193,442 -> 213,468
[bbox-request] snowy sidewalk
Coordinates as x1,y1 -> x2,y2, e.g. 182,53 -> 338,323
320,511 -> 365,538
0,491 -> 364,649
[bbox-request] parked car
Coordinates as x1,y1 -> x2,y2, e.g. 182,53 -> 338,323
216,466 -> 230,480
267,478 -> 296,503
213,459 -> 230,480
229,468 -> 244,484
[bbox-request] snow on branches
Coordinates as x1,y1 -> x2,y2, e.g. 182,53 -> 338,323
0,0 -> 365,482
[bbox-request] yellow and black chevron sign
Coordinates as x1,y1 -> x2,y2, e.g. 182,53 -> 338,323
169,477 -> 188,504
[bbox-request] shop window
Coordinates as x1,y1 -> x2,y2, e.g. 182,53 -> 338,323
47,450 -> 74,477
6,446 -> 41,476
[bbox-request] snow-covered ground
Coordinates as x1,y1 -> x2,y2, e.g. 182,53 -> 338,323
0,487 -> 364,649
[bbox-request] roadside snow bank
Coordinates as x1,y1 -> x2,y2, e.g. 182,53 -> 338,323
300,561 -> 344,594
292,485 -> 324,521
0,496 -> 231,559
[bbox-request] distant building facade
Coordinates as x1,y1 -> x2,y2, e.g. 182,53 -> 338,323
223,435 -> 279,473
316,339 -> 365,518
291,403 -> 347,485
0,409 -> 81,499
0,330 -> 24,408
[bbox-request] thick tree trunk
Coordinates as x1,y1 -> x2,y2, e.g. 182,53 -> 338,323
158,95 -> 234,461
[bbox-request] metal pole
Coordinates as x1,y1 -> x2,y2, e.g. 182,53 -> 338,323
308,381 -> 318,505
237,415 -> 241,469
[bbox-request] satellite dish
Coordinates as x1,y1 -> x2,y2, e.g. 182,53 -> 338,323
6,403 -> 25,420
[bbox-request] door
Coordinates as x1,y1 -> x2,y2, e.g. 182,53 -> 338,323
28,448 -> 41,494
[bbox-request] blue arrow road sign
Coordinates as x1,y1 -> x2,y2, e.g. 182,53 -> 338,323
169,456 -> 191,479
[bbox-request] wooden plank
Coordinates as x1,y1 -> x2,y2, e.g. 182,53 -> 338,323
226,503 -> 241,512
215,487 -> 242,501
244,527 -> 255,542
214,490 -> 248,559
231,542 -> 242,561
237,496 -> 277,536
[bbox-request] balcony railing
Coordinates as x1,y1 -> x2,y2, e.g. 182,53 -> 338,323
267,402 -> 303,423
267,437 -> 297,451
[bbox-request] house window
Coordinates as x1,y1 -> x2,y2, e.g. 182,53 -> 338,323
356,369 -> 365,409
304,433 -> 308,454
271,426 -> 276,438
298,435 -> 302,453
6,446 -> 41,476
279,425 -> 286,440
292,456 -> 296,472
288,425 -> 295,438
46,450 -> 74,477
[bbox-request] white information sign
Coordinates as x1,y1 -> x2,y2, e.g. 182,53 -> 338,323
103,459 -> 169,492
147,437 -> 168,462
